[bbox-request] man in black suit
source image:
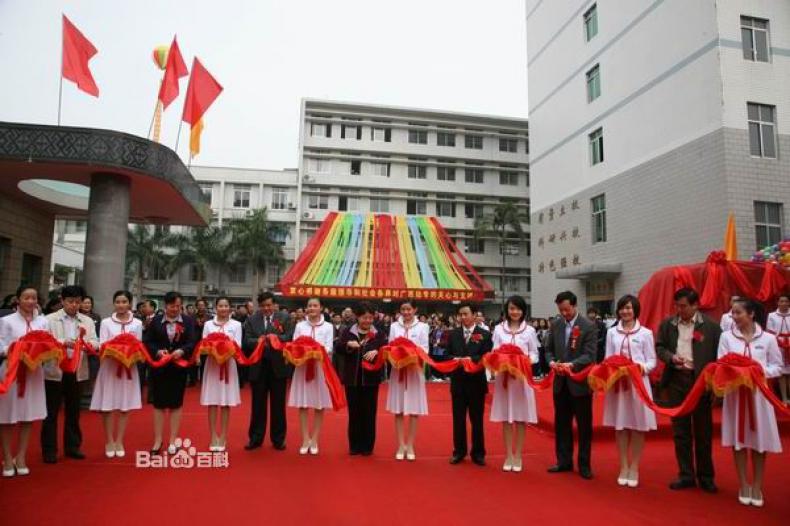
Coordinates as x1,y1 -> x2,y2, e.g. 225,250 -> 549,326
655,287 -> 721,493
243,291 -> 293,450
445,302 -> 493,466
545,291 -> 598,479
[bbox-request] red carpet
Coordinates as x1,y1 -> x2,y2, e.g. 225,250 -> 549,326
1,383 -> 788,525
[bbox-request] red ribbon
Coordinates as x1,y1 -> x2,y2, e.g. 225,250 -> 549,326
115,362 -> 132,380
16,366 -> 27,398
219,362 -> 230,384
0,331 -> 65,397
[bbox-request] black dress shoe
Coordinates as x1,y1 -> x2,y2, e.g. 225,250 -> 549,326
244,442 -> 262,451
669,479 -> 696,490
547,464 -> 573,473
43,453 -> 57,464
360,450 -> 373,457
349,450 -> 361,456
150,443 -> 162,455
449,454 -> 464,465
579,467 -> 593,480
698,480 -> 718,493
65,450 -> 85,460
272,443 -> 286,451
471,456 -> 486,466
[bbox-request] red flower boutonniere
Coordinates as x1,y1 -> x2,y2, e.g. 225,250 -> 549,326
173,322 -> 185,342
272,320 -> 284,334
692,330 -> 704,343
570,326 -> 581,352
470,333 -> 483,343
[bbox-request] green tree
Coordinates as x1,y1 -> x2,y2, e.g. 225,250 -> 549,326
167,225 -> 228,298
227,208 -> 288,299
126,225 -> 171,300
473,201 -> 529,298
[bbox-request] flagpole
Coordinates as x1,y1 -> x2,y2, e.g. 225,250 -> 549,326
147,80 -> 163,139
174,119 -> 184,155
57,18 -> 64,126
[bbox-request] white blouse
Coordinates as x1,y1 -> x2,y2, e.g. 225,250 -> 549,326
605,321 -> 656,375
0,311 -> 49,356
202,317 -> 243,346
717,325 -> 783,378
99,313 -> 143,344
388,319 -> 430,351
766,310 -> 790,336
492,321 -> 540,364
294,319 -> 334,354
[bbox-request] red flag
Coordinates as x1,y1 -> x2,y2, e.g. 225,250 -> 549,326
157,36 -> 188,110
61,15 -> 99,97
181,58 -> 223,125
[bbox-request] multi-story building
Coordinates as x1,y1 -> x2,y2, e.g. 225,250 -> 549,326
52,99 -> 530,310
526,0 -> 790,316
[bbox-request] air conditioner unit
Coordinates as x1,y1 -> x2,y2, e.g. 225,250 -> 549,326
287,203 -> 297,210
302,212 -> 314,219
303,175 -> 313,183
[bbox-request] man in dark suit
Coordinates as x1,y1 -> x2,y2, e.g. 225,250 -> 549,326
243,291 -> 293,450
445,302 -> 493,466
545,290 -> 598,479
656,287 -> 721,493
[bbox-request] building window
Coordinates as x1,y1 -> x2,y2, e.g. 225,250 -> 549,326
370,192 -> 389,213
233,185 -> 251,208
408,125 -> 428,144
269,264 -> 282,283
586,64 -> 601,102
271,187 -> 288,210
270,228 -> 288,246
583,4 -> 598,42
499,137 -> 518,152
64,220 -> 87,234
371,162 -> 389,177
437,131 -> 456,147
407,193 -> 427,215
754,201 -> 782,249
465,134 -> 483,149
464,165 -> 484,184
503,275 -> 520,292
227,263 -> 246,284
741,16 -> 770,62
464,202 -> 483,219
310,121 -> 331,138
371,126 -> 391,142
150,259 -> 169,280
436,194 -> 456,218
408,162 -> 427,179
437,166 -> 456,181
591,194 -> 607,243
338,195 -> 359,211
747,103 -> 776,158
198,183 -> 213,204
499,170 -> 519,186
589,127 -> 604,165
464,232 -> 484,254
341,120 -> 362,140
349,159 -> 361,175
309,158 -> 330,174
308,194 -> 328,210
500,242 -> 520,256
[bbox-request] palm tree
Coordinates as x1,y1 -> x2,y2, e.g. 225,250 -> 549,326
473,201 -> 529,298
227,208 -> 288,299
126,225 -> 171,300
167,225 -> 228,298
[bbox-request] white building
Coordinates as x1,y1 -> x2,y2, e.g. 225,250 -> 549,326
526,0 -> 790,315
54,99 -> 531,310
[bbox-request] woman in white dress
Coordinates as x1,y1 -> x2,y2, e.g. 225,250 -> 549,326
765,293 -> 790,405
0,285 -> 49,477
90,290 -> 143,459
602,295 -> 657,488
490,295 -> 539,473
386,300 -> 429,461
289,297 -> 334,455
717,298 -> 783,507
200,297 -> 242,452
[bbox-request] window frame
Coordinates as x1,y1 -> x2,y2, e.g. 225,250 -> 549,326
591,193 -> 607,244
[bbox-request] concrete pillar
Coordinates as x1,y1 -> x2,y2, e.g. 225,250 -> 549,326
83,173 -> 130,317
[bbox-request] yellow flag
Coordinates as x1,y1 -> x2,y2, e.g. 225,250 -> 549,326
724,212 -> 738,261
190,118 -> 204,157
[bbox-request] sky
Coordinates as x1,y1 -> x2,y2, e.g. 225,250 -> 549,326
0,0 -> 528,170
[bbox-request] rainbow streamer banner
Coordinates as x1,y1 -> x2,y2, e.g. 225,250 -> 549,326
278,212 -> 494,301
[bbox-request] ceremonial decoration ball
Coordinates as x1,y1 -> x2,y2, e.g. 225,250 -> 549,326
753,238 -> 790,267
152,45 -> 169,70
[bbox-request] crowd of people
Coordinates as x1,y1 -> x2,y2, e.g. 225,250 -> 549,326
0,284 -> 787,509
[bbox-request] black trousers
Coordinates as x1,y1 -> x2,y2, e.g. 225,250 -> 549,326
553,382 -> 593,470
248,366 -> 287,446
668,371 -> 714,483
450,374 -> 486,459
345,384 -> 379,454
41,375 -> 83,455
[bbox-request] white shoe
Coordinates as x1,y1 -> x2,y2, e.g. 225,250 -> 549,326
738,487 -> 752,506
14,462 -> 29,476
105,446 -> 116,459
309,442 -> 319,455
750,491 -> 764,507
395,446 -> 406,461
2,465 -> 14,477
299,442 -> 310,455
617,477 -> 628,486
167,444 -> 177,455
502,460 -> 513,472
406,447 -> 415,462
627,476 -> 638,488
115,445 -> 125,458
512,458 -> 522,473
209,445 -> 218,452
217,444 -> 226,453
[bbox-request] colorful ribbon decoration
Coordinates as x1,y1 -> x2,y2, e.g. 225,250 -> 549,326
266,335 -> 346,410
481,344 -> 554,391
0,331 -> 65,396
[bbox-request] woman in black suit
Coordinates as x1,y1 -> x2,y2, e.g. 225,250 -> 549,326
334,301 -> 387,456
144,291 -> 197,453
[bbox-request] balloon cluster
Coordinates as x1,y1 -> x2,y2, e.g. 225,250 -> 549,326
752,240 -> 790,266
